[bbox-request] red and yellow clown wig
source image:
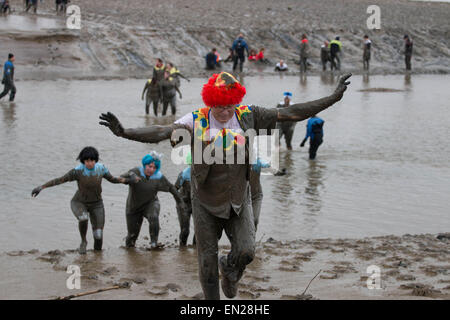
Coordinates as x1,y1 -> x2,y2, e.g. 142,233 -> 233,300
201,72 -> 246,107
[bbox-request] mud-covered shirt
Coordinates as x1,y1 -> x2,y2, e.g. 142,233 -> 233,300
175,167 -> 191,203
42,163 -> 122,203
122,167 -> 180,214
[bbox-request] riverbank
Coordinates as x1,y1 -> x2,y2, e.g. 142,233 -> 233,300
0,0 -> 449,81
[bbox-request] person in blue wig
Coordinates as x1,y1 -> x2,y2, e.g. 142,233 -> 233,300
275,92 -> 296,150
175,152 -> 195,246
121,151 -> 184,249
31,146 -> 131,254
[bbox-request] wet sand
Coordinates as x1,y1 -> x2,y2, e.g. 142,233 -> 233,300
1,0 -> 450,80
2,233 -> 449,300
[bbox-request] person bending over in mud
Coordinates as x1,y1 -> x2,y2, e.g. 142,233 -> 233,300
31,147 -> 131,254
121,152 -> 185,249
99,71 -> 351,300
142,76 -> 162,116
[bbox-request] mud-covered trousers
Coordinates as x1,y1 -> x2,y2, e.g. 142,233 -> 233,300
192,194 -> 256,300
0,81 -> 16,101
71,199 -> 105,249
233,54 -> 245,72
309,135 -> 323,160
162,96 -> 177,115
405,54 -> 412,70
177,200 -> 194,246
125,200 -> 161,246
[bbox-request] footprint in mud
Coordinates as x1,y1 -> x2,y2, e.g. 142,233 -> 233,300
238,290 -> 261,299
396,274 -> 416,281
147,283 -> 182,296
320,272 -> 338,280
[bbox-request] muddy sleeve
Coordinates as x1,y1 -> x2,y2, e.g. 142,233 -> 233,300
123,123 -> 191,146
142,82 -> 149,98
104,170 -> 129,184
121,169 -> 139,184
277,74 -> 350,122
174,172 -> 183,190
41,169 -> 78,189
159,175 -> 183,204
252,106 -> 279,134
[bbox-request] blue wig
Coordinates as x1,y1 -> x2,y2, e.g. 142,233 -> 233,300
283,92 -> 292,97
142,153 -> 161,174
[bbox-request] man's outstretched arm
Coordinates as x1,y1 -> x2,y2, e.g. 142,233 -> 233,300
277,73 -> 351,122
99,112 -> 190,145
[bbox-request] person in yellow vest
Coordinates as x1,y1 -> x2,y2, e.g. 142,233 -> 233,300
152,58 -> 165,81
166,62 -> 190,88
99,71 -> 352,300
329,36 -> 343,71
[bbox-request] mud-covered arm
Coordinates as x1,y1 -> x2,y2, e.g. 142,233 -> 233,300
142,82 -> 149,99
120,169 -> 140,184
103,170 -> 129,184
175,85 -> 182,99
174,172 -> 183,190
159,176 -> 184,204
277,73 -> 351,122
32,169 -> 77,197
99,112 -> 191,145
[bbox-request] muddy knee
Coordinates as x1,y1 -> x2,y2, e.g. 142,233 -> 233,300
93,229 -> 103,240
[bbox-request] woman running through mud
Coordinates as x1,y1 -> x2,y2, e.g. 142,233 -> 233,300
31,147 -> 131,254
141,76 -> 162,116
121,152 -> 185,249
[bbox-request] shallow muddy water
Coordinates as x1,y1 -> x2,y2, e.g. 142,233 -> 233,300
0,73 -> 449,252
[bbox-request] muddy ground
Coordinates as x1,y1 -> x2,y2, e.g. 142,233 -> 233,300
1,0 -> 449,80
2,233 -> 449,300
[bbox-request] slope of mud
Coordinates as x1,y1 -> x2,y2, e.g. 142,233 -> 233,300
1,0 -> 449,80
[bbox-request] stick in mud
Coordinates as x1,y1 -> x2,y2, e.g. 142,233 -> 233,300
52,285 -> 124,300
301,269 -> 322,296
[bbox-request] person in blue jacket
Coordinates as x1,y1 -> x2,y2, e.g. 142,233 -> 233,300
0,54 -> 16,102
231,34 -> 249,72
300,115 -> 325,160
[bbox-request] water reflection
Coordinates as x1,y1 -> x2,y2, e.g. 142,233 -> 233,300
271,151 -> 294,207
304,160 -> 325,215
1,102 -> 17,130
299,73 -> 307,88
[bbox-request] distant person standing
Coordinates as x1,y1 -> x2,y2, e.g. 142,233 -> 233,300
0,54 -> 16,102
153,58 -> 165,81
232,34 -> 249,72
329,36 -> 342,71
299,34 -> 309,72
160,70 -> 182,116
300,115 -> 325,160
320,41 -> 330,71
26,0 -> 38,13
141,76 -> 162,116
1,0 -> 11,15
363,35 -> 372,71
276,92 -> 296,150
404,35 -> 413,71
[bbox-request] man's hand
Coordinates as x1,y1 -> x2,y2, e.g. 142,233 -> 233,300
99,112 -> 125,137
334,73 -> 352,95
31,186 -> 43,197
179,93 -> 182,99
